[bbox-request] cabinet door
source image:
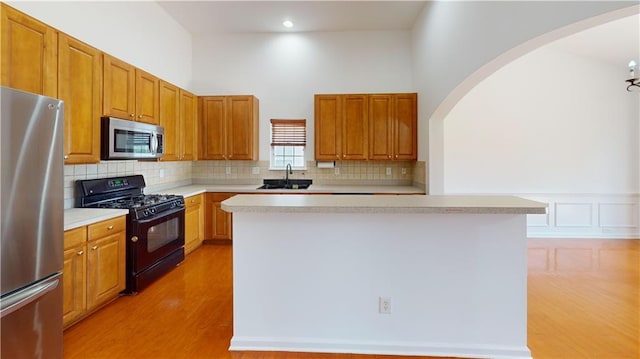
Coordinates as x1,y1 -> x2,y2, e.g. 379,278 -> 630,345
314,95 -> 341,161
58,34 -> 102,164
393,93 -> 417,161
199,96 -> 226,160
226,96 -> 258,160
63,244 -> 86,327
205,193 -> 233,241
63,227 -> 87,328
87,231 -> 125,310
103,55 -> 135,120
185,194 -> 204,254
135,69 -> 159,125
342,95 -> 368,160
368,95 -> 393,160
179,89 -> 197,161
1,4 -> 57,97
159,81 -> 180,161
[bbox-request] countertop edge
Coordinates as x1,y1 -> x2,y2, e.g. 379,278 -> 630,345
64,208 -> 129,231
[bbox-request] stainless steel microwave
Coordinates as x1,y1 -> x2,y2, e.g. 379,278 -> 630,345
101,117 -> 164,160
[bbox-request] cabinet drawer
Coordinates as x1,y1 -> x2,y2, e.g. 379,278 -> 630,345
64,227 -> 87,250
88,217 -> 126,241
185,194 -> 202,208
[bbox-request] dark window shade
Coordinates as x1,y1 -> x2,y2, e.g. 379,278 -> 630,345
270,119 -> 306,146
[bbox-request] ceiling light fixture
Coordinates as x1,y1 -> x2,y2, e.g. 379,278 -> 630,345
626,60 -> 639,92
282,20 -> 293,28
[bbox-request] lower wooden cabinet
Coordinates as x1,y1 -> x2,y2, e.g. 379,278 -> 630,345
185,194 -> 204,254
63,216 -> 126,328
204,193 -> 234,241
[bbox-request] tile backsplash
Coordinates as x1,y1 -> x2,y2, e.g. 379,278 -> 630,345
65,160 -> 426,209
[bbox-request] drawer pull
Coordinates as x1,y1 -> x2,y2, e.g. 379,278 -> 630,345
131,236 -> 139,243
76,250 -> 84,256
91,246 -> 98,251
107,225 -> 114,230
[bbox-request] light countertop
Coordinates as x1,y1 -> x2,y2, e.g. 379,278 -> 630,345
151,184 -> 425,198
64,184 -> 424,230
221,194 -> 548,214
64,208 -> 129,231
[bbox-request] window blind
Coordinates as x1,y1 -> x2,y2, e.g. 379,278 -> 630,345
270,119 -> 306,146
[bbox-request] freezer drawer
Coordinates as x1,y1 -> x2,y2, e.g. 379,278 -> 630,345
0,273 -> 63,359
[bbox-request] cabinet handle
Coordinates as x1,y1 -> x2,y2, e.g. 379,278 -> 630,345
131,236 -> 139,243
76,250 -> 84,256
64,155 -> 68,160
336,155 -> 340,159
107,225 -> 114,230
138,115 -> 143,119
91,246 -> 98,251
129,113 -> 135,118
395,155 -> 398,159
388,155 -> 391,159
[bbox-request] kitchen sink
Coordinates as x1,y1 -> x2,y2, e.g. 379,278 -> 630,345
257,179 -> 312,190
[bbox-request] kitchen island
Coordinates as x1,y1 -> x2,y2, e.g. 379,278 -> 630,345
222,195 -> 546,359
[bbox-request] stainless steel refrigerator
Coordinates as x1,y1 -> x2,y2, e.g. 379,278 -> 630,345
0,86 -> 64,359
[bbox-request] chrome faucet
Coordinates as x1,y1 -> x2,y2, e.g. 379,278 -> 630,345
285,163 -> 292,183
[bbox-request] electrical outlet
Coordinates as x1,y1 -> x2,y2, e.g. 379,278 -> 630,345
379,296 -> 391,314
401,168 -> 407,176
386,167 -> 392,176
225,167 -> 231,175
159,169 -> 165,178
252,166 -> 260,175
335,167 -> 340,175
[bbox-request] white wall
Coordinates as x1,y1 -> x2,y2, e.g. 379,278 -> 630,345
411,1 -> 638,193
443,47 -> 640,238
7,1 -> 193,90
192,30 -> 414,161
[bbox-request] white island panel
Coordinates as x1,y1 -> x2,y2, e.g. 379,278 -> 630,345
229,206 -> 534,359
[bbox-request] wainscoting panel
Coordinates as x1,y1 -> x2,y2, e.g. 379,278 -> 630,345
521,193 -> 639,239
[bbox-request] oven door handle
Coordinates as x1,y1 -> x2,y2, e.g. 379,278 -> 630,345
134,206 -> 184,224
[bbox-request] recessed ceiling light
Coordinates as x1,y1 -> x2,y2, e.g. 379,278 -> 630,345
282,20 -> 294,28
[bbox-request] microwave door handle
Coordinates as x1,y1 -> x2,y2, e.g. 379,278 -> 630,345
150,133 -> 157,155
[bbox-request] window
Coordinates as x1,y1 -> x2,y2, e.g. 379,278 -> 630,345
270,119 -> 306,169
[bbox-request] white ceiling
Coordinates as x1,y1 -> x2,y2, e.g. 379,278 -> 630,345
546,13 -> 640,69
157,1 -> 638,71
156,1 -> 427,34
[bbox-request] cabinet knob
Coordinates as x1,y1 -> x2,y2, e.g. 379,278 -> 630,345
107,225 -> 114,230
395,155 -> 398,159
131,236 -> 139,243
64,155 -> 69,160
76,250 -> 84,256
129,113 -> 135,118
91,246 -> 98,251
138,115 -> 143,119
336,155 -> 340,159
388,155 -> 391,159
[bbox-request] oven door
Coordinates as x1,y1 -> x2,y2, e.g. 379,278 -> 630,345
130,207 -> 185,273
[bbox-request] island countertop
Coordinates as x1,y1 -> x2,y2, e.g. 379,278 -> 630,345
221,194 -> 547,214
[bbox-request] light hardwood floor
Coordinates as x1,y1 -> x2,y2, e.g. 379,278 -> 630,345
63,239 -> 639,359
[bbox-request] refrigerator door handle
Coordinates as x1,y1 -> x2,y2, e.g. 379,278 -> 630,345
0,276 -> 60,318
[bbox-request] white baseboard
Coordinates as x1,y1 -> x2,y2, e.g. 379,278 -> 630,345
520,193 -> 639,239
230,337 -> 532,359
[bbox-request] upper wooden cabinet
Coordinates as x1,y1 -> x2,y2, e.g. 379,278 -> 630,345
369,93 -> 417,161
314,94 -> 368,161
103,54 -> 159,125
58,34 -> 102,164
160,83 -> 197,161
199,95 -> 259,160
159,81 -> 180,161
315,93 -> 417,161
1,3 -> 57,97
179,89 -> 197,161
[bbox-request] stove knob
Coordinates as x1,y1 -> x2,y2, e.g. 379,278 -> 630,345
175,200 -> 184,207
131,236 -> 139,243
143,209 -> 150,217
150,208 -> 156,214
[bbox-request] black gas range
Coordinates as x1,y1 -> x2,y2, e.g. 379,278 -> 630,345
76,175 -> 185,294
